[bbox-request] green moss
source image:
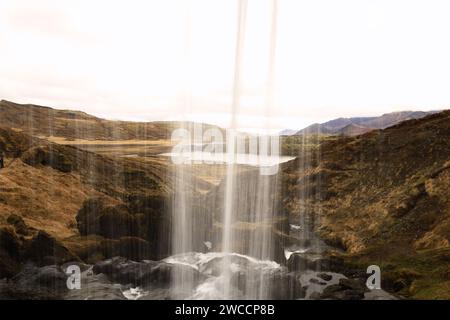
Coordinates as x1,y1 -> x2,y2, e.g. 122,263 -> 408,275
343,247 -> 450,299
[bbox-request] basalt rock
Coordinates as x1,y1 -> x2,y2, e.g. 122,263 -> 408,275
287,253 -> 345,273
24,230 -> 79,266
319,278 -> 367,300
6,214 -> 32,236
0,226 -> 21,259
76,195 -> 171,260
317,273 -> 333,281
93,257 -> 200,288
76,198 -> 138,238
4,264 -> 68,299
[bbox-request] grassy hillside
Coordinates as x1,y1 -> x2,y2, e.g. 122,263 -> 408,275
0,99 -> 219,141
282,110 -> 450,299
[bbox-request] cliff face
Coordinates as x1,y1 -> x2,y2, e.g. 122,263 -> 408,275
282,110 -> 450,298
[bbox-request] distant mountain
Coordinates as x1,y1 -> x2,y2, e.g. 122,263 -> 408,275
337,123 -> 374,136
279,129 -> 298,136
294,110 -> 440,136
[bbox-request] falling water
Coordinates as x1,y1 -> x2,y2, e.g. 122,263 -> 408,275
219,0 -> 248,299
220,0 -> 280,299
170,0 -> 282,300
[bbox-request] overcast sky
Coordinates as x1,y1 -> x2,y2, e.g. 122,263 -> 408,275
1,0 -> 450,130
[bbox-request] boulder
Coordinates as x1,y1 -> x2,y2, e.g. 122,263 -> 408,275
338,278 -> 368,291
286,253 -> 314,271
100,237 -> 152,261
98,206 -> 141,239
269,271 -> 306,299
93,257 -> 156,286
319,278 -> 367,300
317,273 -> 333,281
148,262 -> 201,288
24,230 -> 79,266
115,237 -> 151,261
93,257 -> 200,288
6,264 -> 68,299
309,278 -> 327,285
287,253 -> 345,273
6,214 -> 31,236
76,194 -> 171,260
76,198 -> 145,240
76,197 -> 107,236
0,226 -> 21,259
0,248 -> 20,279
21,146 -> 72,173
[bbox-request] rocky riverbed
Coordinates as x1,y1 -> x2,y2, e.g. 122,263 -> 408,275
0,251 -> 396,300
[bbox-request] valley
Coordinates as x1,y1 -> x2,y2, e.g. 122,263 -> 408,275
0,100 -> 449,299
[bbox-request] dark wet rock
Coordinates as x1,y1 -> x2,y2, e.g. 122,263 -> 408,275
308,291 -> 321,300
309,278 -> 327,285
319,278 -> 367,300
0,227 -> 22,278
92,257 -> 200,288
100,237 -> 152,261
61,261 -> 91,273
286,254 -> 312,271
76,195 -> 171,260
3,264 -> 68,299
116,237 -> 151,261
24,230 -> 79,266
392,279 -> 409,292
98,206 -> 142,239
76,197 -> 105,236
93,256 -> 128,276
343,269 -> 368,279
0,226 -> 21,259
0,248 -> 20,279
149,262 -> 201,288
200,255 -> 252,276
287,253 -> 345,272
269,271 -> 306,300
93,257 -> 155,286
76,194 -> 171,260
231,267 -> 305,300
338,278 -> 368,291
138,287 -> 172,300
314,256 -> 345,272
6,214 -> 31,236
320,286 -> 365,300
65,272 -> 127,300
76,198 -> 143,239
317,273 -> 333,281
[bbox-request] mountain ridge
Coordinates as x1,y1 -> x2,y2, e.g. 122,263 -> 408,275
282,110 -> 441,136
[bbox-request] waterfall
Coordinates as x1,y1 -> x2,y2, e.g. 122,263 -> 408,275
170,0 -> 281,300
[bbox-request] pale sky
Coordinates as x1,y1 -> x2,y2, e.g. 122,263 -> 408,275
1,0 -> 450,130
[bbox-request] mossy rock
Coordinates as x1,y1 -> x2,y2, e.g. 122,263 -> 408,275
21,146 -> 73,173
7,214 -> 31,236
24,230 -> 79,266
